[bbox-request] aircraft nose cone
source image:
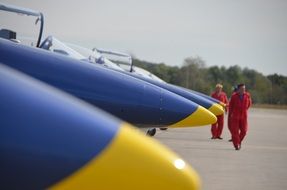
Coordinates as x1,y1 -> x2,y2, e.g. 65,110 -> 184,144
0,64 -> 200,190
160,90 -> 217,127
51,124 -> 201,190
169,106 -> 217,128
208,103 -> 224,116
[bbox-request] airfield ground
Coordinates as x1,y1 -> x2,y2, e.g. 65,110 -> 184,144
155,108 -> 287,190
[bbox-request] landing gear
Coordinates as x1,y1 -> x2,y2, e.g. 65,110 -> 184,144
147,128 -> 156,136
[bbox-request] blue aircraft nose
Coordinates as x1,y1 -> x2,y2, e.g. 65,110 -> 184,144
132,83 -> 216,127
157,88 -> 217,127
189,88 -> 227,110
0,38 -> 216,128
173,84 -> 224,116
113,69 -> 224,116
0,64 -> 201,190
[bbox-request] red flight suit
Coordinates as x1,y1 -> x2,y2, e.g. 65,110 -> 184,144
227,92 -> 237,138
210,91 -> 228,139
229,92 -> 252,149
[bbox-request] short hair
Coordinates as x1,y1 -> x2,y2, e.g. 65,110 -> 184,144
216,83 -> 223,88
237,83 -> 245,88
233,85 -> 238,92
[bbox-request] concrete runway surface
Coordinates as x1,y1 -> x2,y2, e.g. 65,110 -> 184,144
155,108 -> 287,190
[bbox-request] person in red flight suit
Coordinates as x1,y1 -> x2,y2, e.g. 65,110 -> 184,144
210,84 -> 229,139
229,83 -> 252,150
228,85 -> 239,142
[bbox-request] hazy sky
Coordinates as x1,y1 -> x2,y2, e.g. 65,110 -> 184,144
2,0 -> 287,75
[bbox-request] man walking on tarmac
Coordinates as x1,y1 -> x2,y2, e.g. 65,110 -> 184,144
210,84 -> 228,139
228,85 -> 239,142
229,83 -> 252,150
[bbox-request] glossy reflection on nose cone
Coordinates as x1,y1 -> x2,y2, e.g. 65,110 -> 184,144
0,64 -> 201,190
50,124 -> 201,190
174,159 -> 186,170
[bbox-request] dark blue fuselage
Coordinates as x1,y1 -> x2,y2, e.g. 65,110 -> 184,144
0,64 -> 119,189
0,38 -> 199,127
109,68 -> 218,109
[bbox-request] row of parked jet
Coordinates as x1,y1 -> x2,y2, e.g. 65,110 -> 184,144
0,3 -> 225,190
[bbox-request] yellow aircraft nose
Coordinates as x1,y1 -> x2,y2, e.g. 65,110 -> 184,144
50,124 -> 201,190
208,103 -> 224,116
169,105 -> 217,128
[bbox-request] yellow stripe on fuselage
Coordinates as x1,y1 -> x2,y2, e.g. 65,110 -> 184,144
208,103 -> 224,116
49,123 -> 201,190
169,106 -> 217,128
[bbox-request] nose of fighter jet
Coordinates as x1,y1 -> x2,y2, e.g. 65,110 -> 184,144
169,106 -> 217,128
1,64 -> 200,190
159,89 -> 217,127
185,89 -> 224,116
51,124 -> 201,190
208,103 -> 224,116
161,84 -> 223,118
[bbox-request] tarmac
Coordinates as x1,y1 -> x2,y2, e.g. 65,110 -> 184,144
155,108 -> 287,190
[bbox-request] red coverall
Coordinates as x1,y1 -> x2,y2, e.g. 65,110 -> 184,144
229,92 -> 252,149
211,91 -> 228,138
227,92 -> 237,138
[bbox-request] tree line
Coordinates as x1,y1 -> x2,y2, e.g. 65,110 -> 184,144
132,56 -> 287,105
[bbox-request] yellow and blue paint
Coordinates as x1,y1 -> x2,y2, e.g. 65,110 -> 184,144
0,64 -> 200,189
0,38 -> 215,129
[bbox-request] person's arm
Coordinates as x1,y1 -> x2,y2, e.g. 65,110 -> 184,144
224,93 -> 229,113
228,95 -> 234,117
210,92 -> 215,98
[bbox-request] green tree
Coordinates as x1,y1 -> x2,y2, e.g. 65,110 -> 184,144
267,74 -> 287,104
130,56 -> 287,105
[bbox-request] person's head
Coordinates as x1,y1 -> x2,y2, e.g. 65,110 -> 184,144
232,85 -> 238,93
237,83 -> 246,95
215,83 -> 223,93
